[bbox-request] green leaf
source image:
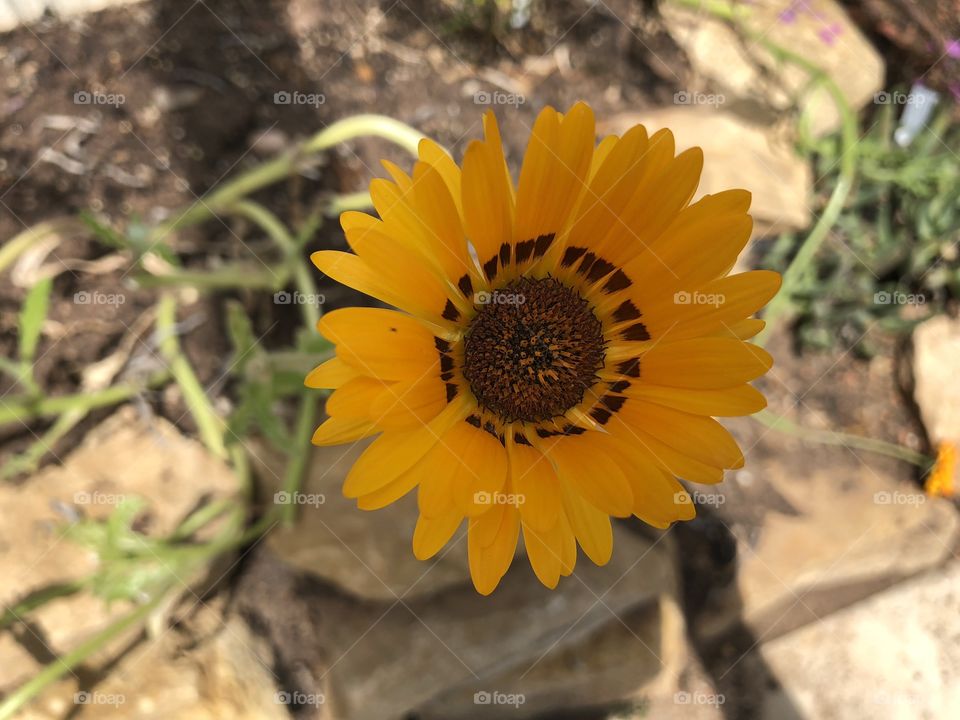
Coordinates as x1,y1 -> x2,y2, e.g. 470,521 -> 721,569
18,277 -> 53,363
225,300 -> 260,373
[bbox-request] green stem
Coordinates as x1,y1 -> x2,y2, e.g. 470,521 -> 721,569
229,199 -> 322,328
1,408 -> 88,480
0,372 -> 169,427
150,115 -> 424,240
325,190 -> 373,215
134,265 -> 286,290
753,409 -> 931,467
279,396 -> 317,526
156,296 -> 227,459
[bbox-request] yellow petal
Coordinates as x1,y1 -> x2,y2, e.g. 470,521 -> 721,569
343,398 -> 468,497
413,510 -> 464,560
509,442 -> 561,532
523,521 -> 563,589
560,480 -> 613,566
305,356 -> 359,389
468,504 -> 520,595
318,308 -> 439,381
542,433 -> 633,517
639,338 -> 773,389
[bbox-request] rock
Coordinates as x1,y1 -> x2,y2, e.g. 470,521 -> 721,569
760,562 -> 960,719
236,524 -> 678,720
258,440 -> 472,600
415,576 -> 687,720
686,446 -> 959,643
0,407 -> 240,693
660,0 -> 884,137
20,610 -> 286,720
600,108 -> 813,237
912,315 -> 960,443
0,0 -> 142,32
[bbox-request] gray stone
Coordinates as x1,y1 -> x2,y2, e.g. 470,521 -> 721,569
913,315 -> 960,443
760,562 -> 960,719
257,440 -> 472,600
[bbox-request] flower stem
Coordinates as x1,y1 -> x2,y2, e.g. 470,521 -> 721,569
149,115 -> 424,240
0,372 -> 169,427
156,296 -> 227,459
752,409 -> 931,467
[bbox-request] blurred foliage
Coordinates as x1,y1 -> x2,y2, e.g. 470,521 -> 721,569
764,99 -> 960,355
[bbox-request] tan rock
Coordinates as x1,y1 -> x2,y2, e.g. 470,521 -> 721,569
600,108 -> 813,237
760,562 -> 960,719
660,0 -> 884,137
693,453 -> 959,642
12,612 -> 286,720
912,315 -> 960,443
0,407 -> 240,693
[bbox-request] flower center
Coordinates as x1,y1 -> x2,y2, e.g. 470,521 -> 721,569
462,277 -> 605,424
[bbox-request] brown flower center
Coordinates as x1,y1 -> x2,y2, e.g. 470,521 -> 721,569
462,277 -> 605,423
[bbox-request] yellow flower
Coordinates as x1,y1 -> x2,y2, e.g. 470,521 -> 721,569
307,102 -> 779,594
925,441 -> 956,498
